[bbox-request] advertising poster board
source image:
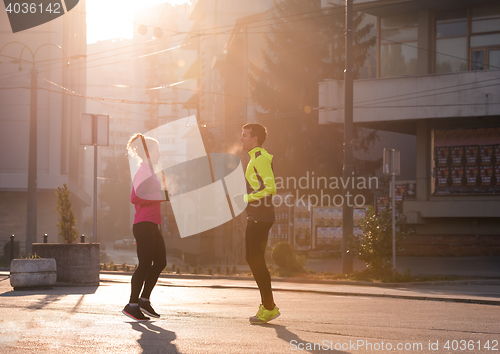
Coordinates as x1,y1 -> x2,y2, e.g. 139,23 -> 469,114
433,128 -> 500,195
293,203 -> 311,251
312,207 -> 365,250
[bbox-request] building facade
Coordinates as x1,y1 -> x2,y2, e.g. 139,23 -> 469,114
319,0 -> 500,256
0,1 -> 88,249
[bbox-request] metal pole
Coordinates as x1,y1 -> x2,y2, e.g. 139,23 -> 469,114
10,235 -> 15,263
342,0 -> 354,274
392,173 -> 396,275
93,115 -> 98,243
26,68 -> 38,255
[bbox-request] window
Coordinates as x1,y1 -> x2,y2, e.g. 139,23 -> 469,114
380,13 -> 418,77
435,9 -> 468,73
434,5 -> 500,73
470,5 -> 500,70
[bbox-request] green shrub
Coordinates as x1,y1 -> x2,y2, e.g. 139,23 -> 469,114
216,265 -> 221,274
55,183 -> 79,243
22,253 -> 41,259
272,242 -> 294,268
226,265 -> 231,275
350,204 -> 407,271
232,265 -> 237,274
272,242 -> 305,275
208,267 -> 213,275
176,267 -> 180,274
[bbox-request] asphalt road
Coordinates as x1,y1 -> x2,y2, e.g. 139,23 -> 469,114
1,275 -> 499,353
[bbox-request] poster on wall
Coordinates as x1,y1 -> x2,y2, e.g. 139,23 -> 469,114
450,146 -> 464,166
294,203 -> 311,251
436,167 -> 450,188
479,145 -> 494,166
405,182 -> 416,200
312,207 -> 366,250
433,128 -> 500,195
465,146 -> 478,166
465,166 -> 478,187
375,196 -> 389,216
479,166 -> 493,187
450,166 -> 464,187
494,145 -> 500,165
435,147 -> 450,167
394,184 -> 405,202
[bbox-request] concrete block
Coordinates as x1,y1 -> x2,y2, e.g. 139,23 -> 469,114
32,243 -> 100,286
10,258 -> 57,289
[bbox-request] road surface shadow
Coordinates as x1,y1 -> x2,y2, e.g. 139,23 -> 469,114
0,285 -> 98,297
272,324 -> 349,354
130,321 -> 179,354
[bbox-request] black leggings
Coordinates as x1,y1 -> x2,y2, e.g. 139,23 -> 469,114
245,220 -> 274,310
129,221 -> 167,303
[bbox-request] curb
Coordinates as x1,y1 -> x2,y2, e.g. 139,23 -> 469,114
3,270 -> 500,288
98,271 -> 500,288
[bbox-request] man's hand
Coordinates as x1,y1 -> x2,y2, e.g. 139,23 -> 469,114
233,194 -> 247,210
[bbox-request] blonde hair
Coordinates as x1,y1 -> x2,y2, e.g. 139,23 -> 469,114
127,133 -> 159,161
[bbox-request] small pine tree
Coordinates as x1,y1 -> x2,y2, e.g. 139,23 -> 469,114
55,183 -> 79,243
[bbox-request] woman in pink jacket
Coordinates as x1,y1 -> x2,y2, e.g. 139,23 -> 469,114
122,133 -> 166,321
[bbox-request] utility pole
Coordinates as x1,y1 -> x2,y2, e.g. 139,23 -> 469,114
26,68 -> 38,255
342,0 -> 354,274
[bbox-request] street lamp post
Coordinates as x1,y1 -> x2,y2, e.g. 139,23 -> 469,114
342,0 -> 354,274
0,42 -> 85,254
26,66 -> 38,254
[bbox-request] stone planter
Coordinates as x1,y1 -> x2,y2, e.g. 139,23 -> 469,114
32,243 -> 100,286
10,258 -> 57,290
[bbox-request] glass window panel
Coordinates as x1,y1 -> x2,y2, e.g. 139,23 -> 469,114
380,43 -> 418,77
472,19 -> 500,34
471,51 -> 485,70
381,27 -> 418,43
436,9 -> 467,23
489,50 -> 500,70
436,22 -> 467,38
470,33 -> 500,47
472,5 -> 500,20
435,38 -> 468,73
381,13 -> 417,29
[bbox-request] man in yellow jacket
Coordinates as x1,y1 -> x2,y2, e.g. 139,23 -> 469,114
237,123 -> 280,324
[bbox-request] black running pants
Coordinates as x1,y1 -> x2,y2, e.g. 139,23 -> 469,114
129,221 -> 167,303
245,220 -> 274,310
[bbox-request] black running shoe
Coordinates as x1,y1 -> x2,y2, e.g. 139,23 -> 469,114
138,299 -> 160,318
122,304 -> 150,321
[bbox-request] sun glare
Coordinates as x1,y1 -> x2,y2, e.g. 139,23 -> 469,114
86,0 -> 190,44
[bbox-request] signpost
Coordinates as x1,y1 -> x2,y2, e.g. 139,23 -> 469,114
383,148 -> 400,274
80,114 -> 109,243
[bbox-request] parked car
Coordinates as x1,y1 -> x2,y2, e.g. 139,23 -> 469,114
113,238 -> 135,250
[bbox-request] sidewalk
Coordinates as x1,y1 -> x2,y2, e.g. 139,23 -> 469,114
305,256 -> 500,278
